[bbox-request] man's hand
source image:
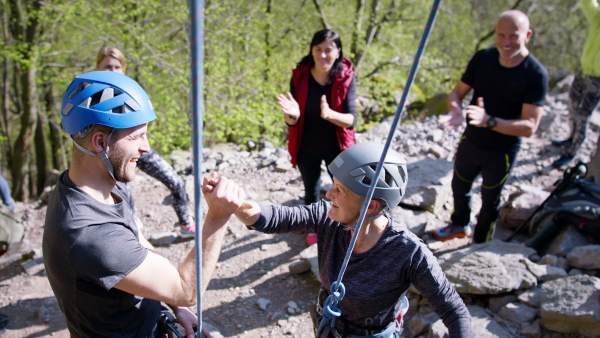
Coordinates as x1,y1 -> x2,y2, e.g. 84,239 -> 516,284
202,173 -> 246,220
172,307 -> 199,338
466,97 -> 488,127
320,95 -> 332,120
440,100 -> 465,129
277,92 -> 300,121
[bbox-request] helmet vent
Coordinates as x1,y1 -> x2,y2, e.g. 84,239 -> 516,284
68,82 -> 89,100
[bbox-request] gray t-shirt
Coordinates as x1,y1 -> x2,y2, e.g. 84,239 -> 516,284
252,200 -> 474,337
42,170 -> 161,337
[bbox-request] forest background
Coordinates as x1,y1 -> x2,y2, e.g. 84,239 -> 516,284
0,0 -> 587,202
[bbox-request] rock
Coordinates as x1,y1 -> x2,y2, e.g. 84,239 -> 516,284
149,232 -> 177,246
541,275 -> 600,336
437,240 -> 538,295
497,302 -> 537,324
299,244 -> 319,282
403,158 -> 453,213
566,244 -> 600,270
389,208 -> 433,237
170,150 -> 192,173
523,260 -> 568,282
288,259 -> 311,275
20,257 -> 45,276
516,286 -> 542,308
467,305 -> 515,337
256,298 -> 271,311
407,312 -> 439,337
488,295 -> 517,314
521,319 -> 541,337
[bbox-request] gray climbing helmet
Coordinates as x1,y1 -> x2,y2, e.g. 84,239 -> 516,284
328,142 -> 408,209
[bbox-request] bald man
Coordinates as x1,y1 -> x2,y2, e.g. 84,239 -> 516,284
434,10 -> 549,243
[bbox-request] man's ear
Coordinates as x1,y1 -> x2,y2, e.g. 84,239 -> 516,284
90,131 -> 108,153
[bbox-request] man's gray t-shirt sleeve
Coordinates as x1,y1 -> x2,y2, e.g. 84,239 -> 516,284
71,223 -> 148,290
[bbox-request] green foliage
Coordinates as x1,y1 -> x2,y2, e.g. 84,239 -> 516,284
0,0 -> 589,172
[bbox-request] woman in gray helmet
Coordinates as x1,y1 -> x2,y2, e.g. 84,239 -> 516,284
205,142 -> 474,337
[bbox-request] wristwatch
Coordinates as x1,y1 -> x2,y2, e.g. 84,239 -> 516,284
487,116 -> 497,129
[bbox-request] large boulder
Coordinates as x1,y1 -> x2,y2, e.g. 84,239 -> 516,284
437,240 -> 537,295
403,158 -> 453,213
540,275 -> 600,336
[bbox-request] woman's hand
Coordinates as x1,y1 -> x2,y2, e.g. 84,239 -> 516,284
320,95 -> 333,120
278,92 -> 300,122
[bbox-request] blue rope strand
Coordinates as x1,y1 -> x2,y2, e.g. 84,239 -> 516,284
317,0 -> 442,335
189,0 -> 205,333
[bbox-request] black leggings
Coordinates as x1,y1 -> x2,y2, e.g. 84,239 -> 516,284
451,137 -> 517,243
137,148 -> 191,226
296,148 -> 339,205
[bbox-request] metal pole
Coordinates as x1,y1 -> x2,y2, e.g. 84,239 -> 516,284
189,0 -> 205,334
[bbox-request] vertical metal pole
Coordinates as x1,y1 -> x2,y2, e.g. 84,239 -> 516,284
189,0 -> 205,333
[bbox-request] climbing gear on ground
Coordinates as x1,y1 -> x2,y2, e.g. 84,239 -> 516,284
505,162 -> 592,243
552,155 -> 575,168
433,222 -> 473,241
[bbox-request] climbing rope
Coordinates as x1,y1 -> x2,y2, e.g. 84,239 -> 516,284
317,0 -> 443,336
189,0 -> 205,334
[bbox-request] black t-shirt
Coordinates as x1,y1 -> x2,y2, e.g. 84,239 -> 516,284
291,74 -> 357,157
42,171 -> 161,337
461,48 -> 548,153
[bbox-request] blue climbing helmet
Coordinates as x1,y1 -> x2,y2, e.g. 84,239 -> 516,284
61,71 -> 156,135
328,142 -> 408,210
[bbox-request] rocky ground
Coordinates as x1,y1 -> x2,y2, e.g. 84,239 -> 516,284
0,82 -> 599,337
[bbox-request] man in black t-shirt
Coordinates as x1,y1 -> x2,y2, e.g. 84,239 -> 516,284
434,10 -> 548,244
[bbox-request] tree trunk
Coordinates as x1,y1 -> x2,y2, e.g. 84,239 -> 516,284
12,65 -> 37,202
34,111 -> 48,194
10,0 -> 42,202
44,84 -> 68,173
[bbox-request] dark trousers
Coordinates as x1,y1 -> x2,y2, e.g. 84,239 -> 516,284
297,148 -> 339,205
451,137 -> 517,243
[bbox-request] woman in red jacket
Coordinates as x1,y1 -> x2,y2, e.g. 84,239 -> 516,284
278,29 -> 358,211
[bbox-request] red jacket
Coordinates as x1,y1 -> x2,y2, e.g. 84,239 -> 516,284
287,56 -> 356,166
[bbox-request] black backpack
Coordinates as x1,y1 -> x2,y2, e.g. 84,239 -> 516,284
524,177 -> 600,251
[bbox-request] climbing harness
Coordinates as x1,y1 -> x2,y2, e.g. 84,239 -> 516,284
189,0 -> 206,336
316,0 -> 442,337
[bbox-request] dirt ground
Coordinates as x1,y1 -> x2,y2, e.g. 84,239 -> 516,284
0,110 -> 598,337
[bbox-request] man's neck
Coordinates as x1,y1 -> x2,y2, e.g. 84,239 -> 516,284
68,157 -> 117,205
499,48 -> 529,68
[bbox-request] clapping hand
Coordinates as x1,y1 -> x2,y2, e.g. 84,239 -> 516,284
277,92 -> 300,120
466,97 -> 487,127
320,95 -> 333,120
440,100 -> 465,129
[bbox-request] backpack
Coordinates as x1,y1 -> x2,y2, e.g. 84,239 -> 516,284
524,178 -> 600,251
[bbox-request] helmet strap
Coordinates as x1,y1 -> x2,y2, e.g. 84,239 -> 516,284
72,130 -> 117,181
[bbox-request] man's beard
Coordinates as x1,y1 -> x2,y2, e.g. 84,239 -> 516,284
109,147 -> 136,183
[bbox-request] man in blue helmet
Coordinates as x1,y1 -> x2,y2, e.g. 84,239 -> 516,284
42,71 -> 234,338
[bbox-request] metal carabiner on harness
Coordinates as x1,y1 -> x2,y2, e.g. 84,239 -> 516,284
316,282 -> 346,338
